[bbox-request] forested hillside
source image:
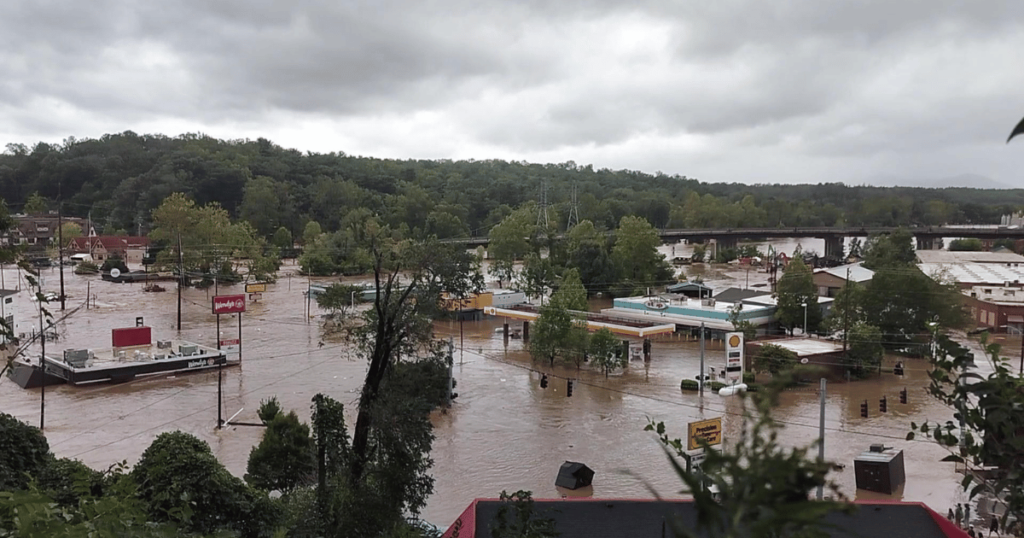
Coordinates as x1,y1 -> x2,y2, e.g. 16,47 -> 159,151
2,132 -> 1021,239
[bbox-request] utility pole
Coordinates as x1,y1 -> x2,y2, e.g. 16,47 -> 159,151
57,201 -> 65,311
699,322 -> 705,396
817,378 -> 826,500
38,298 -> 46,430
176,232 -> 183,332
447,337 -> 455,407
842,267 -> 850,370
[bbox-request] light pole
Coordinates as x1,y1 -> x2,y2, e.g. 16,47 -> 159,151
802,301 -> 808,336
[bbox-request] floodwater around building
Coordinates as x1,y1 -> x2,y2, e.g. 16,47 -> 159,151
0,252 -> 999,528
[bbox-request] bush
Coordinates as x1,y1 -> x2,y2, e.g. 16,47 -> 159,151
743,371 -> 755,384
709,381 -> 726,391
74,260 -> 99,275
100,255 -> 129,274
680,379 -> 699,391
35,457 -> 104,506
245,411 -> 315,493
0,413 -> 50,491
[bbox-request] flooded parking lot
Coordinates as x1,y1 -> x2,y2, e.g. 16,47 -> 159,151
0,257 -> 988,527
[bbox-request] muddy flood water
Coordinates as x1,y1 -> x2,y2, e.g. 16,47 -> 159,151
0,253 -> 1001,529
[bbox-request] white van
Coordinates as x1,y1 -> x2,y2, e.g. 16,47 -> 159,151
69,253 -> 93,264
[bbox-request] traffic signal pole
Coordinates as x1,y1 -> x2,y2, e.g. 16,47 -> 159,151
817,378 -> 826,500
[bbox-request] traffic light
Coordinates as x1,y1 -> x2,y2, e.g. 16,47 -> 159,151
899,387 -> 908,404
879,396 -> 888,413
540,374 -> 548,389
860,400 -> 868,418
567,379 -> 574,397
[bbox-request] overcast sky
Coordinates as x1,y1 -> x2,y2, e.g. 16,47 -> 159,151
2,1 -> 1023,186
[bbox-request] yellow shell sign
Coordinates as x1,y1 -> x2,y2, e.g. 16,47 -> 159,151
729,334 -> 741,348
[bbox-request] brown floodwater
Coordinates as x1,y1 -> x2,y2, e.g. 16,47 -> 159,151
0,257 -> 994,529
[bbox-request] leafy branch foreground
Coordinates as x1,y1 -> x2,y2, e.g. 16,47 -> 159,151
646,370 -> 851,538
909,334 -> 1024,530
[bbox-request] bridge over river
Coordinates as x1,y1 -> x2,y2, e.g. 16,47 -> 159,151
450,226 -> 1024,258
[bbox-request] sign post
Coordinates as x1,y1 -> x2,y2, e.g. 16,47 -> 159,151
212,294 -> 246,363
725,332 -> 744,384
245,283 -> 266,303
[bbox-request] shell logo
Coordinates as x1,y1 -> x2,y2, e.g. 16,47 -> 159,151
728,335 -> 741,348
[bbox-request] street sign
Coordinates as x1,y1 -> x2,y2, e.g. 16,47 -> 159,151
245,283 -> 266,293
220,338 -> 240,356
687,417 -> 723,451
725,332 -> 744,382
212,294 -> 246,314
248,293 -> 262,302
689,450 -> 706,473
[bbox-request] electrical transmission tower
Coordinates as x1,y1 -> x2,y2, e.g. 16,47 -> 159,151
566,181 -> 580,230
536,178 -> 550,229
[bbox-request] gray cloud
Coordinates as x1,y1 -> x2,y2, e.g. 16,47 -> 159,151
1,0 -> 1023,185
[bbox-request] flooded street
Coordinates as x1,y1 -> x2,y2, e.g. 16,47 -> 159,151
0,254 -> 986,528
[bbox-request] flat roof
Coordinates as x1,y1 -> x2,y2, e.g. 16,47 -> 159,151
916,250 -> 1024,264
920,262 -> 1024,285
758,337 -> 843,357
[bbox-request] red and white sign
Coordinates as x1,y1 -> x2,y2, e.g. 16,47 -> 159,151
220,339 -> 240,356
212,294 -> 246,314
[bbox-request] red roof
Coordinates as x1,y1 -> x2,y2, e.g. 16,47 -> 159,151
442,498 -> 969,538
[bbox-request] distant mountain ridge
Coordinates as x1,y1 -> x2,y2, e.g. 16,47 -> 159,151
864,173 -> 1013,190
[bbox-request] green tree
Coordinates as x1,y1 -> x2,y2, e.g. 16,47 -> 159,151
342,232 -> 480,536
303,220 -> 323,245
517,253 -> 555,304
23,192 -> 48,214
240,175 -> 295,236
774,258 -> 820,335
753,343 -> 798,376
528,299 -> 573,367
131,431 -> 280,537
488,207 -> 536,287
846,322 -> 883,378
822,281 -> 866,335
949,238 -> 984,251
272,226 -> 293,249
58,221 -> 82,245
861,265 -> 965,348
589,328 -> 626,377
316,282 -> 365,319
611,215 -> 673,295
646,370 -> 849,538
245,411 -> 315,493
552,268 -> 588,312
150,192 -> 269,278
563,220 -> 615,295
862,229 -> 916,270
299,233 -> 338,276
0,466 -> 183,537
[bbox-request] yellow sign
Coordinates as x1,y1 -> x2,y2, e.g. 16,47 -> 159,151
729,334 -> 741,348
245,283 -> 267,293
687,417 -> 723,450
